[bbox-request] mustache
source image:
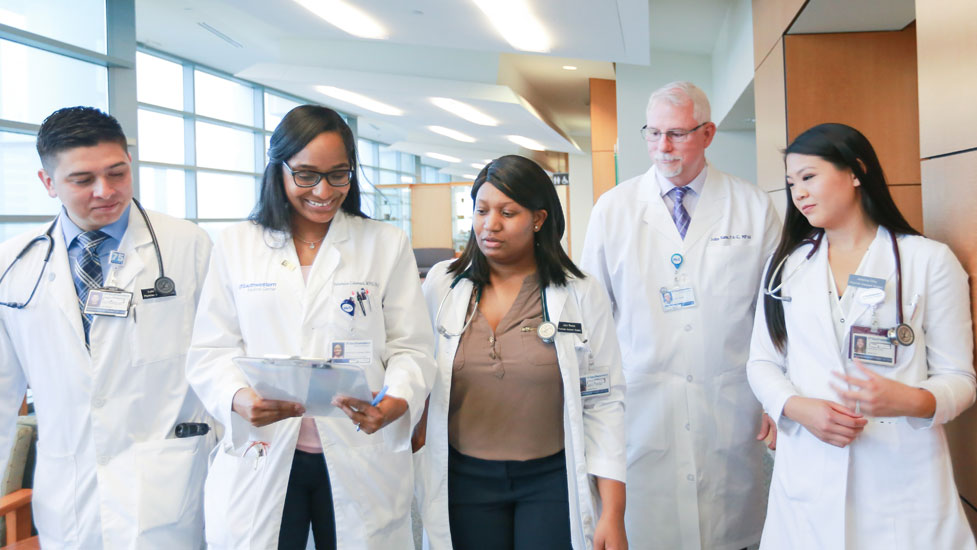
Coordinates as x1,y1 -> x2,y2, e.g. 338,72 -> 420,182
655,154 -> 682,163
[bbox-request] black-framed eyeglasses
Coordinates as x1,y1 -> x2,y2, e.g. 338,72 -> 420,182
282,161 -> 354,188
640,122 -> 708,143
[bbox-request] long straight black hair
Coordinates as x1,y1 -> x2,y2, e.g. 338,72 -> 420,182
447,155 -> 584,288
250,105 -> 366,232
763,123 -> 920,351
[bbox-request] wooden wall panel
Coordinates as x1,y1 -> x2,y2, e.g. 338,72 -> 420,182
590,78 -> 617,203
410,185 -> 452,249
785,25 -> 920,185
752,0 -> 807,69
916,0 -> 977,158
754,38 -> 787,193
922,150 -> 977,532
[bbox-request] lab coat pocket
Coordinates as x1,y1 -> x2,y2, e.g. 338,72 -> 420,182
327,443 -> 413,535
775,429 -> 825,502
204,448 -> 263,548
32,448 -> 78,545
135,435 -> 207,534
133,295 -> 190,366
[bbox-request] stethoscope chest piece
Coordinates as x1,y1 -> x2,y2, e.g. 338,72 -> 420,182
154,276 -> 176,297
889,323 -> 915,346
537,321 -> 557,344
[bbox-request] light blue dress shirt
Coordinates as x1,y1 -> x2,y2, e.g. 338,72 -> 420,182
60,205 -> 131,281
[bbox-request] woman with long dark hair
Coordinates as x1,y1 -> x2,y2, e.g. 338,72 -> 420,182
413,155 -> 628,550
187,105 -> 435,549
748,123 -> 975,549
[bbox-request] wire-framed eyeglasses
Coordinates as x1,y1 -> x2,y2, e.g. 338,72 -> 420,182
640,122 -> 707,143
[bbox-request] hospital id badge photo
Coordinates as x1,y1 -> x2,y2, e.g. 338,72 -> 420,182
660,286 -> 696,313
84,288 -> 132,317
849,325 -> 897,366
579,371 -> 610,398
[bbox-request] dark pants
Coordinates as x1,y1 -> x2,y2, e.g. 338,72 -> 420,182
448,446 -> 571,550
278,450 -> 336,550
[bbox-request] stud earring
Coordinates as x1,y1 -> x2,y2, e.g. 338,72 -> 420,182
534,225 -> 539,231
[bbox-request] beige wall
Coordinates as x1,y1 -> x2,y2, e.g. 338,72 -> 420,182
410,184 -> 453,249
590,78 -> 617,202
917,0 -> 977,532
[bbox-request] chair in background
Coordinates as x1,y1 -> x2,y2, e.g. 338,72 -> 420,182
413,248 -> 456,279
1,409 -> 38,549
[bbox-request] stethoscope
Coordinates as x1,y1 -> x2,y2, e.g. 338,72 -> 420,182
764,229 -> 914,346
435,272 -> 558,343
0,199 -> 174,309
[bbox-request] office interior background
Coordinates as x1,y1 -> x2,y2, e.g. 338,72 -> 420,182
2,0 -> 977,540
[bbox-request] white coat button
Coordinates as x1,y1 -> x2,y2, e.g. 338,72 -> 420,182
686,375 -> 693,382
687,474 -> 695,481
97,455 -> 110,466
92,397 -> 105,409
684,324 -> 692,332
48,272 -> 56,281
840,318 -> 845,324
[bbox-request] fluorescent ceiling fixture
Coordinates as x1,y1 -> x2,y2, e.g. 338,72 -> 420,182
314,86 -> 403,116
507,135 -> 546,151
471,0 -> 551,52
562,65 -> 578,71
462,174 -> 478,180
428,125 -> 476,143
471,162 -> 485,169
430,97 -> 498,126
425,152 -> 462,163
294,0 -> 388,39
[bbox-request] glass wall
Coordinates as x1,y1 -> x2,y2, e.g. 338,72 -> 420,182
356,138 -> 420,238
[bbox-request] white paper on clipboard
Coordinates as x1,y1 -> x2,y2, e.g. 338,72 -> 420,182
232,356 -> 372,417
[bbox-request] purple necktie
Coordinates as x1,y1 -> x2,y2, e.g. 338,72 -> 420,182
669,186 -> 691,239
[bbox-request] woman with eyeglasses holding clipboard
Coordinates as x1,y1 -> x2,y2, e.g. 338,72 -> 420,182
747,123 -> 975,549
412,155 -> 627,550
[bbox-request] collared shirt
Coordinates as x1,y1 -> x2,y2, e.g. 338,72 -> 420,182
61,205 -> 131,281
657,164 -> 708,217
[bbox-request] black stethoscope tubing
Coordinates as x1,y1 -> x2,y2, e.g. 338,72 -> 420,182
0,199 -> 173,309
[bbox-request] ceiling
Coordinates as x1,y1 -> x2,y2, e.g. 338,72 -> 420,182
789,0 -> 916,34
136,0 -> 734,177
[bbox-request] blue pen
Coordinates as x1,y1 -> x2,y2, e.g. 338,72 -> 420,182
357,385 -> 389,432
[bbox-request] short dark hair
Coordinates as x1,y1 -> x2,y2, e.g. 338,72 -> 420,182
36,107 -> 128,171
448,155 -> 584,288
762,122 -> 920,351
250,105 -> 366,232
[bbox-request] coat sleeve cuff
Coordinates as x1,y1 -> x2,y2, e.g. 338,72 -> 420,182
382,372 -> 421,429
907,381 -> 944,429
772,390 -> 802,435
587,457 -> 626,484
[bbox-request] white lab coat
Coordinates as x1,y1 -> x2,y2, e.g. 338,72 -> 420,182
0,206 -> 214,549
747,226 -> 976,549
580,164 -> 781,550
414,261 -> 626,550
186,212 -> 436,550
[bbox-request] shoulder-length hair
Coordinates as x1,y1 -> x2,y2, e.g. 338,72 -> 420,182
447,154 -> 584,288
762,122 -> 920,351
250,105 -> 366,231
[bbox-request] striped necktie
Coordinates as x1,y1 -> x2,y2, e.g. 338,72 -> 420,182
73,230 -> 108,346
669,186 -> 692,239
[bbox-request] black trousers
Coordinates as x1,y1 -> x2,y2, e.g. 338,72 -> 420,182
448,446 -> 571,550
278,450 -> 336,550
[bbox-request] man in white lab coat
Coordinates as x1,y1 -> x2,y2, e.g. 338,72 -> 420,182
581,82 -> 781,550
0,107 -> 213,548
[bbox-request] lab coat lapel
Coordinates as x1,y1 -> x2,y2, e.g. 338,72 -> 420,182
109,207 -> 150,293
46,219 -> 87,345
795,240 -> 841,362
682,166 -> 726,249
639,167 -> 684,247
843,227 -> 896,327
305,212 -> 349,309
544,284 -> 568,327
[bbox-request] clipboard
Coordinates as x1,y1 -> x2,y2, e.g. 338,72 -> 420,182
232,356 -> 372,417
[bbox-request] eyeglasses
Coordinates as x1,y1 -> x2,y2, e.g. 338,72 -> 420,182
640,122 -> 708,143
282,161 -> 354,188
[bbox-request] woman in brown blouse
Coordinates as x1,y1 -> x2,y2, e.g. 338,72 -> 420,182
413,155 -> 628,550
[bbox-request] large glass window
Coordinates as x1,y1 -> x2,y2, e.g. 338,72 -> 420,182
136,52 -> 183,111
0,131 -> 58,216
356,138 -> 419,238
0,0 -> 107,53
194,70 -> 255,126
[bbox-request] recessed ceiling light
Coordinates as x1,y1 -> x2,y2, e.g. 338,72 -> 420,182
425,152 -> 462,163
462,174 -> 478,180
507,135 -> 546,151
428,125 -> 476,143
294,0 -> 387,39
562,65 -> 577,71
430,97 -> 498,126
314,86 -> 403,116
471,0 -> 551,52
470,162 -> 485,169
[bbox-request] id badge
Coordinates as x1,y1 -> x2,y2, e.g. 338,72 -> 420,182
660,286 -> 696,312
849,325 -> 896,366
330,340 -> 373,365
84,289 -> 132,317
580,371 -> 610,397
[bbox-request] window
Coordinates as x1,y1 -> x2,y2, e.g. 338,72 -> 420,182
356,138 -> 420,238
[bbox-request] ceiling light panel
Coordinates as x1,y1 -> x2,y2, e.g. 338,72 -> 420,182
294,0 -> 388,39
507,135 -> 546,151
315,86 -> 403,116
430,97 -> 499,126
471,0 -> 551,53
425,152 -> 462,163
428,125 -> 476,143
